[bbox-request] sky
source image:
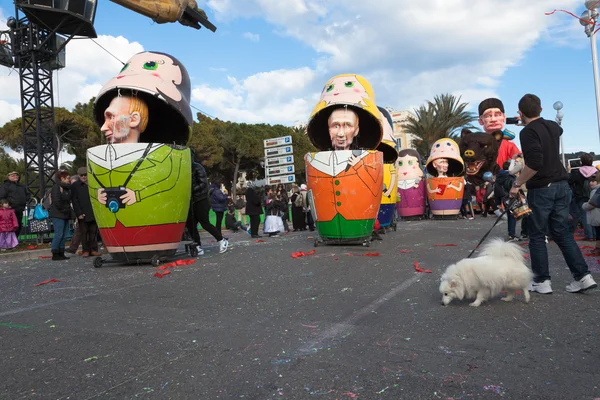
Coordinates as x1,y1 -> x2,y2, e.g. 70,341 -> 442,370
1,0 -> 600,158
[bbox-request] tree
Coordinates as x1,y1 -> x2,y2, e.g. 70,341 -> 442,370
188,113 -> 224,168
402,93 -> 476,159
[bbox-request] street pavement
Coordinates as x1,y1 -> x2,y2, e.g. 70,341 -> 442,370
0,216 -> 599,399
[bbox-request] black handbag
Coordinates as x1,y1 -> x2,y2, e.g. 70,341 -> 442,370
28,218 -> 51,234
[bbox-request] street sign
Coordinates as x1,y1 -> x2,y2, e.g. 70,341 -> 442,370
266,164 -> 295,177
266,155 -> 294,167
267,174 -> 296,185
263,135 -> 292,148
264,145 -> 293,157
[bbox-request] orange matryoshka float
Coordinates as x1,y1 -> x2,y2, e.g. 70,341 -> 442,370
425,138 -> 465,218
304,74 -> 384,246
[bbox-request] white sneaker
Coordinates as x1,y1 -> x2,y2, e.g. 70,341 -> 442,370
529,280 -> 553,294
195,246 -> 204,256
218,239 -> 229,254
566,274 -> 598,293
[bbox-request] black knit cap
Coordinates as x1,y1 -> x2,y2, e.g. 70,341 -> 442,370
478,98 -> 505,116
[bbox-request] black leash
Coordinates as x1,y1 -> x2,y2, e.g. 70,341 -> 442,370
466,210 -> 506,258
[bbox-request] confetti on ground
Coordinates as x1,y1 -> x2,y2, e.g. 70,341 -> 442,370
26,245 -> 37,250
580,246 -> 595,249
154,271 -> 171,278
34,278 -> 64,286
84,356 -> 99,362
38,255 -> 52,259
255,239 -> 266,243
434,244 -> 457,247
291,250 -> 316,258
341,392 -> 358,399
467,364 -> 478,371
341,287 -> 353,292
301,323 -> 318,328
483,385 -> 505,396
399,249 -> 412,253
346,252 -> 380,257
413,261 -> 432,273
523,254 -> 530,259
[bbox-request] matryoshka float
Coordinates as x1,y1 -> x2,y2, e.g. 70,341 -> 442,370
304,74 -> 384,246
87,51 -> 192,265
396,148 -> 426,219
425,138 -> 465,218
376,107 -> 399,229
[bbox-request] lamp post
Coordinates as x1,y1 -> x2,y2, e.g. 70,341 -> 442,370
581,1 -> 600,143
553,101 -> 566,167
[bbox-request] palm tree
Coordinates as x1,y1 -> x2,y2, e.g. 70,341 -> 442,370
403,94 -> 476,159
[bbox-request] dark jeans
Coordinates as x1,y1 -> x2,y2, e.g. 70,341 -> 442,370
189,199 -> 223,244
460,199 -> 472,217
521,215 -> 529,236
306,211 -> 315,230
527,180 -> 590,282
570,197 -> 595,239
215,211 -> 224,237
249,214 -> 261,236
51,218 -> 70,251
80,220 -> 98,253
507,209 -> 516,237
15,209 -> 23,237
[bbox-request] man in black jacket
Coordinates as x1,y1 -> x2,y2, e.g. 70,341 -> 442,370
187,159 -> 227,254
510,94 -> 597,294
70,167 -> 100,257
244,180 -> 263,238
0,171 -> 29,236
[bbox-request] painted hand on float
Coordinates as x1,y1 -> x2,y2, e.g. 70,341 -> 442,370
120,189 -> 138,206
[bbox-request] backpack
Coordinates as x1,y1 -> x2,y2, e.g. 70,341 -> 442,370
41,190 -> 52,210
583,178 -> 592,199
294,193 -> 304,207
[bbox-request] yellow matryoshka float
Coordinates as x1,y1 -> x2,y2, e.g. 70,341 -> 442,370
425,138 -> 465,218
376,106 -> 399,230
87,51 -> 193,267
304,74 -> 384,246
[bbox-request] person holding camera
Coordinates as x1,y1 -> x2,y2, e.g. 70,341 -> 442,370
509,94 -> 596,294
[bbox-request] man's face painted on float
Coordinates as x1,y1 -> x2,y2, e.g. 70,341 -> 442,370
433,158 -> 449,175
321,76 -> 368,106
478,107 -> 506,134
114,52 -> 183,102
101,97 -> 140,144
397,154 -> 423,180
328,108 -> 359,150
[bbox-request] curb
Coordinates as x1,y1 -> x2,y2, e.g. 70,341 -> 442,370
0,248 -> 52,262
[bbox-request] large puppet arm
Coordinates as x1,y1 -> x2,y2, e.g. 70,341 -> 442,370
383,169 -> 398,198
426,180 -> 442,194
134,150 -> 184,203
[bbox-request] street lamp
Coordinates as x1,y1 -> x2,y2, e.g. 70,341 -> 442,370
553,101 -> 566,167
581,2 -> 600,144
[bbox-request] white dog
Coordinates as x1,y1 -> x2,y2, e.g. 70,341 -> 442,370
439,238 -> 533,307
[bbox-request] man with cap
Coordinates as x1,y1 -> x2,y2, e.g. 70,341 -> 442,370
0,171 -> 29,236
478,98 -> 521,168
70,167 -> 101,257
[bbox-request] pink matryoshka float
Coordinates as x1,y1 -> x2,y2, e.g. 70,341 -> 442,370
425,138 -> 465,218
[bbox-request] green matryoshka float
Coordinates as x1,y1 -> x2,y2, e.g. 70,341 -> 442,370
87,51 -> 192,266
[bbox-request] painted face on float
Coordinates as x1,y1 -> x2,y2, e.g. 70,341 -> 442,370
478,107 -> 506,134
433,158 -> 449,176
328,108 -> 360,150
113,52 -> 183,102
100,96 -> 148,144
397,154 -> 423,179
430,138 -> 460,160
321,75 -> 368,107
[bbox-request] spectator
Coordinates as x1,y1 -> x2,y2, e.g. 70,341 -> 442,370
234,194 -> 247,226
582,174 -> 600,254
245,180 -> 264,238
0,171 -> 29,237
568,152 -> 596,240
49,170 -> 72,261
70,167 -> 101,257
495,161 -> 519,241
209,180 -> 229,237
225,207 -> 247,232
510,93 -> 597,293
0,198 -> 18,250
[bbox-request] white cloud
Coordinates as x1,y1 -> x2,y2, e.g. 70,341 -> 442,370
0,19 -> 143,126
198,0 -> 583,122
192,67 -> 317,123
242,32 -> 260,42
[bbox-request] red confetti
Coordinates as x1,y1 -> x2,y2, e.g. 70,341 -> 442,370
399,249 -> 412,253
345,252 -> 380,257
255,239 -> 266,243
34,278 -> 64,286
175,259 -> 195,265
523,254 -> 530,259
580,246 -> 595,249
575,236 -> 586,241
434,244 -> 457,247
582,253 -> 599,257
292,250 -> 317,258
38,255 -> 52,259
334,258 -> 339,261
413,261 -> 423,273
154,270 -> 171,278
27,245 -> 37,250
520,242 -> 529,247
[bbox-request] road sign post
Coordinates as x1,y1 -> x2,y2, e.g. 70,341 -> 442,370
263,135 -> 295,184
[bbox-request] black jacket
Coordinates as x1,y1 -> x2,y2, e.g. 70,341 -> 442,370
568,168 -> 587,200
519,118 -> 568,189
70,180 -> 95,222
244,186 -> 263,216
0,179 -> 29,211
48,181 -> 72,220
191,162 -> 209,203
494,170 -> 515,200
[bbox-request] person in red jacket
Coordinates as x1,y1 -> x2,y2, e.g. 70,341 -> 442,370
0,198 -> 18,250
478,98 -> 521,169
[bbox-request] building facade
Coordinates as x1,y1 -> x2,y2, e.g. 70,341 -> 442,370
389,109 -> 418,150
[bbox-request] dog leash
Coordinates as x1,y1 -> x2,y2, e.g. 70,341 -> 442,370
466,210 -> 506,258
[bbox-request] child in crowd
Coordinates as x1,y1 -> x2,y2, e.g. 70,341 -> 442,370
495,161 -> 519,241
582,175 -> 600,254
264,191 -> 285,237
0,198 -> 18,251
225,206 -> 248,232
